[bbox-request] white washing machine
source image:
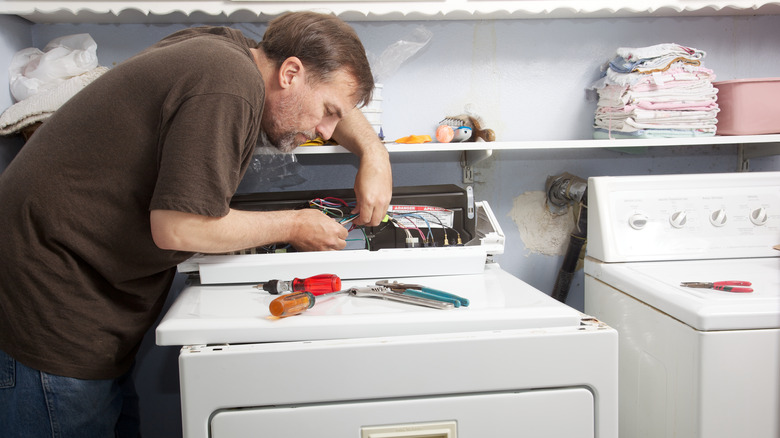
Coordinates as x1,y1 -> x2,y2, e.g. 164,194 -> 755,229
156,200 -> 618,438
584,171 -> 780,438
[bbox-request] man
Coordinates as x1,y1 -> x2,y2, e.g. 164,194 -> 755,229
0,11 -> 392,437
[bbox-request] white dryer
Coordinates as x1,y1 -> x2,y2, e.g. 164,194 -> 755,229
584,171 -> 780,438
157,194 -> 618,438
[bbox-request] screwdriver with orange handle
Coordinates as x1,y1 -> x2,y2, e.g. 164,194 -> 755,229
256,273 -> 341,295
268,289 -> 346,317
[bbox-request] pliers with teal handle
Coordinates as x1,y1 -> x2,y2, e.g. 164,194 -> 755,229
375,280 -> 470,308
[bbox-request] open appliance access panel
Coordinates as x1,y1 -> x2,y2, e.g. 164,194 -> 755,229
157,184 -> 618,438
178,184 -> 505,283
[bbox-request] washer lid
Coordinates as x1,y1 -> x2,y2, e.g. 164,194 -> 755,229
156,264 -> 582,346
585,257 -> 780,331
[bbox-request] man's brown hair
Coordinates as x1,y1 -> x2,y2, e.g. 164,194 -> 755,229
260,11 -> 374,107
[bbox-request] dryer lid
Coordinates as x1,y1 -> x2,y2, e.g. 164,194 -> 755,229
156,264 -> 582,346
585,257 -> 780,331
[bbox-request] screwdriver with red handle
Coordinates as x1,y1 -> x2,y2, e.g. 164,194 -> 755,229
256,273 -> 341,295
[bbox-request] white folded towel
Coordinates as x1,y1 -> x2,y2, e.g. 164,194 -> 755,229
0,66 -> 108,136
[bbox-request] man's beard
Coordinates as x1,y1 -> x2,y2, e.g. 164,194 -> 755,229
257,130 -> 301,154
259,88 -> 316,153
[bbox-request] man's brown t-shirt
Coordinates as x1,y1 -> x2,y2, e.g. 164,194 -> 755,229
0,27 -> 263,379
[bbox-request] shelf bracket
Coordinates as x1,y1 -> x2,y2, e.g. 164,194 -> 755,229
737,142 -> 780,171
461,149 -> 493,183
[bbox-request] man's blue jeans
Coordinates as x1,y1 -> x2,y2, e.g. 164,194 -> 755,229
0,348 -> 140,438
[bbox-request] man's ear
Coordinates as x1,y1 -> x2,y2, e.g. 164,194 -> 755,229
279,57 -> 304,90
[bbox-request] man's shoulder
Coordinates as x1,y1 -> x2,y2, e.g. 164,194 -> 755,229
141,26 -> 259,76
157,26 -> 258,50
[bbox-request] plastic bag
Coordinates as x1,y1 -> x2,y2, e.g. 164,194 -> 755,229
369,26 -> 433,83
236,146 -> 306,193
9,33 -> 99,102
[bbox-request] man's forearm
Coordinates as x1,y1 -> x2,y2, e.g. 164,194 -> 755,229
150,209 -> 294,253
331,108 -> 393,226
149,208 -> 349,254
332,107 -> 388,160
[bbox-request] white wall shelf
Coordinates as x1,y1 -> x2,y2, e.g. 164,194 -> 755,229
1,0 -> 780,24
293,134 -> 780,154
293,135 -> 780,181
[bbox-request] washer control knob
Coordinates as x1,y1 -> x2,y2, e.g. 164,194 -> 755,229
750,207 -> 768,226
629,213 -> 648,230
669,211 -> 688,229
709,209 -> 728,227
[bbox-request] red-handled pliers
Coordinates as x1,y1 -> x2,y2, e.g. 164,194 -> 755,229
680,281 -> 753,293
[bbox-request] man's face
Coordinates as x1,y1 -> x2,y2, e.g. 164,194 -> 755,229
261,69 -> 358,153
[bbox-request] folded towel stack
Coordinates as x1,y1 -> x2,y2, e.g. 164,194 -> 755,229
591,43 -> 719,139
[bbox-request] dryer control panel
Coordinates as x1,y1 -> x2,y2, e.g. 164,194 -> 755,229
588,172 -> 780,262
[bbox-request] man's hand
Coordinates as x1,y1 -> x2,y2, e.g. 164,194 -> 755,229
352,151 -> 392,226
332,107 -> 393,226
287,209 -> 349,251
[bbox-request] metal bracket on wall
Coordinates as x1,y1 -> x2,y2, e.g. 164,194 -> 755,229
461,149 -> 493,183
738,143 -> 780,171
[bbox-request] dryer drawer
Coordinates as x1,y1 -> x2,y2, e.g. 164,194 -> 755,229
211,388 -> 594,438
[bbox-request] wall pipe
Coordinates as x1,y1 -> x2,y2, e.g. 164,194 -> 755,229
551,190 -> 587,303
545,173 -> 587,303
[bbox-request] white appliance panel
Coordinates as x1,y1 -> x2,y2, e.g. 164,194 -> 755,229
585,276 -> 780,438
211,388 -> 594,438
177,323 -> 617,438
588,171 -> 780,262
156,264 -> 582,346
584,257 -> 780,331
182,245 -> 489,284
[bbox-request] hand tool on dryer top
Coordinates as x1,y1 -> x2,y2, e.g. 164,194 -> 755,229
255,273 -> 341,295
269,285 -> 454,317
680,280 -> 753,293
376,280 -> 470,307
269,289 -> 345,317
349,285 -> 455,309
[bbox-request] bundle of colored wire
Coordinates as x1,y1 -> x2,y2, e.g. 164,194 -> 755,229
387,211 -> 462,246
387,218 -> 413,239
392,213 -> 433,244
339,214 -> 359,224
309,197 -> 373,250
308,197 -> 355,220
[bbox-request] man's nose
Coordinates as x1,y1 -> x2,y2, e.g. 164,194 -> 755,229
316,117 -> 339,140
